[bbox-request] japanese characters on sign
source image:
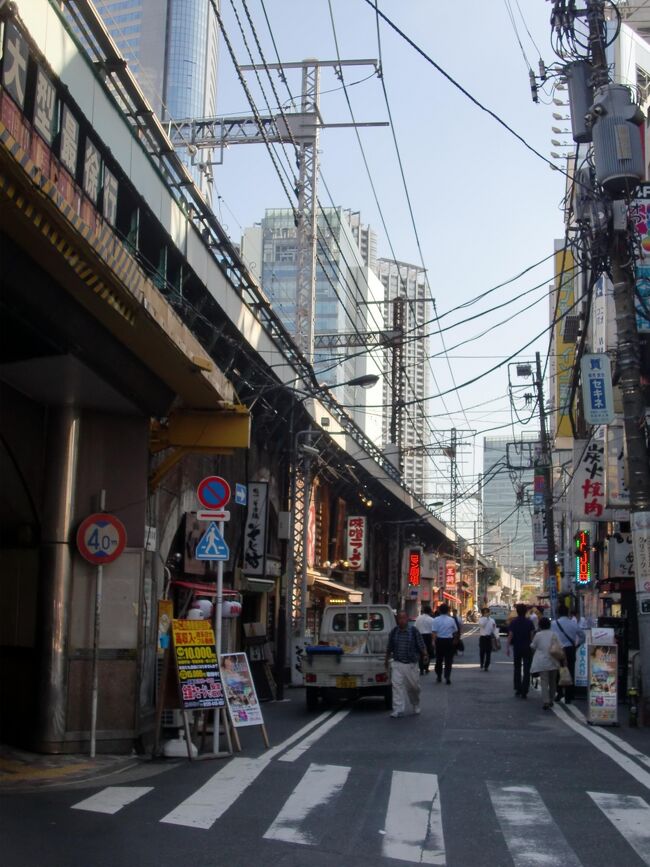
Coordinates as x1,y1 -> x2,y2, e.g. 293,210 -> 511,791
171,619 -> 225,711
587,643 -> 618,725
608,533 -> 634,580
445,562 -> 456,588
0,22 -> 120,221
533,460 -> 548,561
575,530 -> 591,585
243,482 -> 268,575
59,104 -> 79,174
103,166 -> 118,225
573,438 -> 607,521
407,549 -> 421,587
437,559 -> 446,586
2,23 -> 28,109
33,66 -> 57,144
580,353 -> 614,425
631,185 -> 650,333
606,422 -> 629,507
346,516 -> 366,572
632,511 -> 650,593
83,138 -> 101,203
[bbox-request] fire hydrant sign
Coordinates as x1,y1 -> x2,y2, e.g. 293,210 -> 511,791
171,620 -> 225,710
76,513 -> 127,564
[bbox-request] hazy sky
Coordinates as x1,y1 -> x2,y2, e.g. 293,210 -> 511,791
211,0 -> 567,534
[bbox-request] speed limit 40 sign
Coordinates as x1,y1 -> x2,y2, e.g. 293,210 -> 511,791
76,513 -> 127,565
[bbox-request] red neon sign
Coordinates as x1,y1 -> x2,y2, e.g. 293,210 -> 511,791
408,549 -> 421,586
575,530 -> 591,585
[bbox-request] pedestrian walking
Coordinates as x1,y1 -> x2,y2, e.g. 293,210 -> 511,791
551,605 -> 585,704
506,603 -> 535,698
530,617 -> 566,710
528,607 -> 539,632
384,610 -> 428,717
414,605 -> 435,674
478,606 -> 497,671
431,604 -> 459,684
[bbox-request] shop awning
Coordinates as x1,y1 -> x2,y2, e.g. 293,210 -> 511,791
443,591 -> 462,604
313,576 -> 363,603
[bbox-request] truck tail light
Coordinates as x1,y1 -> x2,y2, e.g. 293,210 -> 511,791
305,673 -> 317,683
375,672 -> 388,683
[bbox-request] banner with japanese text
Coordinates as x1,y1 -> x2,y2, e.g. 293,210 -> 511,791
244,482 -> 269,575
572,439 -> 607,521
346,516 -> 366,571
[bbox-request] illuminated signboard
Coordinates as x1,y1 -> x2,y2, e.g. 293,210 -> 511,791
575,530 -> 591,585
408,549 -> 421,586
445,562 -> 457,588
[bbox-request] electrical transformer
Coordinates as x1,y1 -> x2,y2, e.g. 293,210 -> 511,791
565,60 -> 594,143
591,85 -> 645,197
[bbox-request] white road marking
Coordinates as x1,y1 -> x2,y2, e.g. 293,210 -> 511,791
71,786 -> 153,815
382,770 -> 445,865
159,710 -> 335,829
278,710 -> 350,763
563,704 -> 650,770
588,792 -> 650,866
263,763 -> 350,845
488,784 -> 583,867
552,705 -> 650,791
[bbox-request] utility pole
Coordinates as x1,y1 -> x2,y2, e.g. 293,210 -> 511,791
579,0 -> 650,719
535,351 -> 559,614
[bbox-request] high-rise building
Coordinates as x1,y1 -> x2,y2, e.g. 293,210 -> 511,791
89,0 -> 219,196
241,208 -> 385,439
482,434 -> 538,584
378,259 -> 430,495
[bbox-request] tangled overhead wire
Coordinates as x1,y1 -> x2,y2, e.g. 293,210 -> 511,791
549,0 -> 621,61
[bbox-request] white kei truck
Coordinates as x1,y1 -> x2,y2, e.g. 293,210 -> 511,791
303,604 -> 397,710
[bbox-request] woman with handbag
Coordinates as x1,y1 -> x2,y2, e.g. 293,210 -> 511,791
478,607 -> 498,671
530,617 -> 565,709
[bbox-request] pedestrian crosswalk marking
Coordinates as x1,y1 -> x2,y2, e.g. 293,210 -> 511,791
588,792 -> 650,866
263,763 -> 350,845
71,786 -> 153,815
382,771 -> 445,865
488,784 -> 583,867
160,756 -> 268,829
278,709 -> 350,763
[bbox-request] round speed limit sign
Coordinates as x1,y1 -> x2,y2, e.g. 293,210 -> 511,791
76,513 -> 127,565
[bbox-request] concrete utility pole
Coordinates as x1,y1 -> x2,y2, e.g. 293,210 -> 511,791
535,352 -> 559,614
584,0 -> 650,719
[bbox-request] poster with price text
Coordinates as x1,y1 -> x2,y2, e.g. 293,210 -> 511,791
587,644 -> 618,725
171,619 -> 225,710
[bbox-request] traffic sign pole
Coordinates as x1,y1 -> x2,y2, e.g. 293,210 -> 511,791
90,489 -> 106,759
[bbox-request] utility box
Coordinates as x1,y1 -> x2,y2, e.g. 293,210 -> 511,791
565,60 -> 594,143
591,85 -> 645,196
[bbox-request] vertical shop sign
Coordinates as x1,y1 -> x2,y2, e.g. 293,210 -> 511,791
606,422 -> 629,507
608,533 -> 634,580
445,562 -> 456,588
533,455 -> 548,560
346,516 -> 366,571
243,482 -> 268,576
83,138 -> 101,202
552,246 -> 576,437
575,530 -> 591,585
2,23 -> 28,109
33,66 -> 57,144
573,439 -> 607,521
102,166 -> 118,225
580,353 -> 614,425
632,512 -> 650,594
437,559 -> 446,587
630,185 -> 650,333
407,549 -> 421,587
59,104 -> 79,175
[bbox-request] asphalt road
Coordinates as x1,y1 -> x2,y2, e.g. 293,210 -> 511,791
2,631 -> 650,867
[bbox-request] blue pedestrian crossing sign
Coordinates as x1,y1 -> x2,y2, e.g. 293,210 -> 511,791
195,522 -> 229,561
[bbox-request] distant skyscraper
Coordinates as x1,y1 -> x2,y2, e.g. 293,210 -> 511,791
482,434 -> 537,583
91,0 -> 219,196
378,259 -> 430,495
241,208 -> 385,439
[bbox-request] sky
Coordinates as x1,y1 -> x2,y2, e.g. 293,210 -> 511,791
209,0 -> 568,537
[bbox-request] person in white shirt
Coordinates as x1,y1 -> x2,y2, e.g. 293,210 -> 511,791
478,607 -> 498,671
414,605 -> 435,674
431,604 -> 460,684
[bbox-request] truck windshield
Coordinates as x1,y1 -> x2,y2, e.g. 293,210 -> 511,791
332,611 -> 384,632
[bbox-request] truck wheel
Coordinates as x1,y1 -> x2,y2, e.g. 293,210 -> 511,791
306,688 -> 320,711
384,686 -> 393,710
